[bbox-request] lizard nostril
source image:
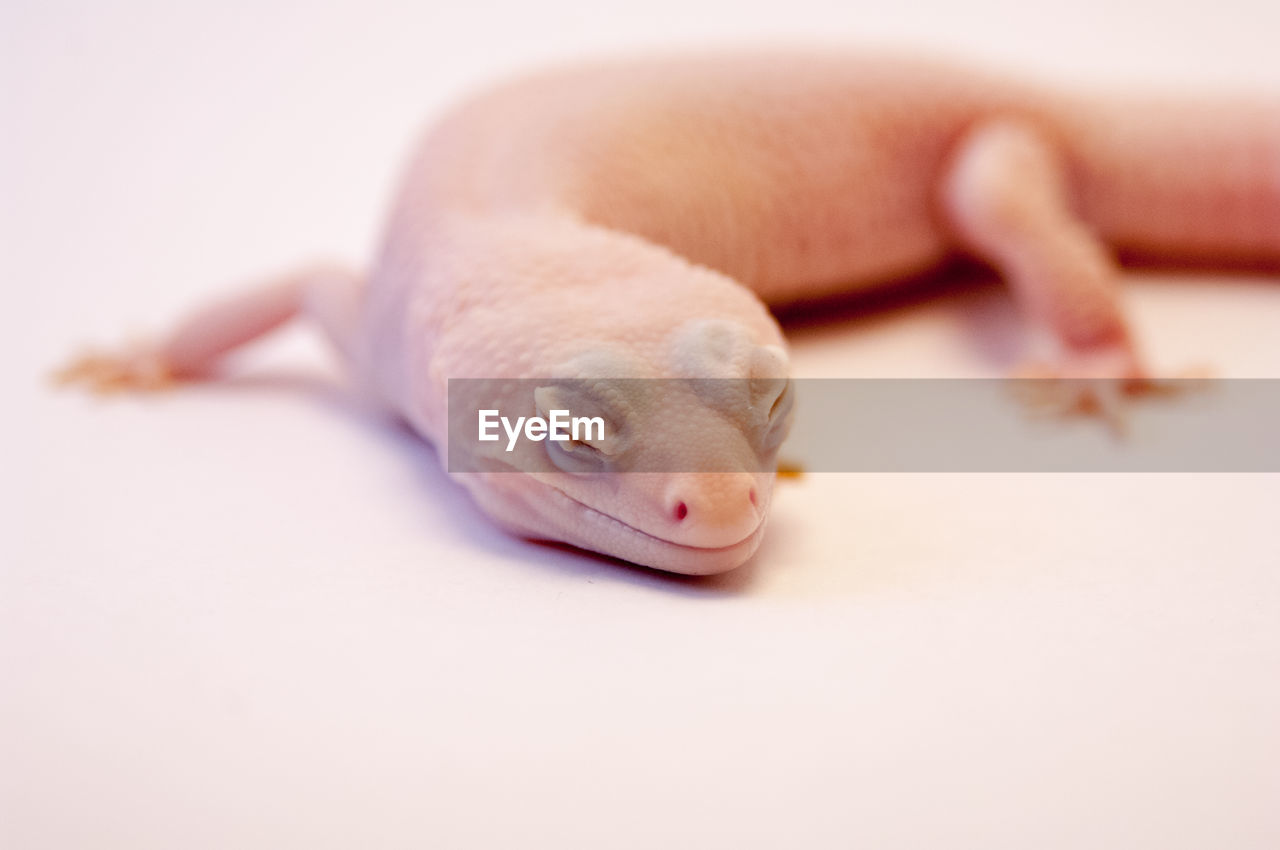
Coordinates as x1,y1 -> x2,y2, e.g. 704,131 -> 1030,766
674,501 -> 689,522
749,487 -> 757,507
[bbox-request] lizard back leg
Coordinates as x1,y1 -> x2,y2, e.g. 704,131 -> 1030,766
939,119 -> 1144,380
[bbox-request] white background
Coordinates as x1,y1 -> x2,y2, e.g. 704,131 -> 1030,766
4,0 -> 1279,847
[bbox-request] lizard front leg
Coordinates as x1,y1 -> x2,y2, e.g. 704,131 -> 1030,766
56,264 -> 362,393
939,119 -> 1150,416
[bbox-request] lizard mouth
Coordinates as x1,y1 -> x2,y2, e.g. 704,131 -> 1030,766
540,485 -> 766,574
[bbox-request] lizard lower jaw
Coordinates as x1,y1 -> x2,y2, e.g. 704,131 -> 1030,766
544,486 -> 767,575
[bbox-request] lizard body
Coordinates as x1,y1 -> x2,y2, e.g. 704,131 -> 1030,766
62,51 -> 1280,574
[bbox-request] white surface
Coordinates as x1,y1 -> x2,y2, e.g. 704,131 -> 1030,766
4,1 -> 1279,847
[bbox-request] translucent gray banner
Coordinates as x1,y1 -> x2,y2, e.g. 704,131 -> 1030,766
446,378 -> 1280,472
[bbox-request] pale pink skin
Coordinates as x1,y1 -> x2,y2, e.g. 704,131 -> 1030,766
63,51 -> 1280,574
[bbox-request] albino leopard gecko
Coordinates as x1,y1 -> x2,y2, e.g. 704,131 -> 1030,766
59,51 -> 1280,574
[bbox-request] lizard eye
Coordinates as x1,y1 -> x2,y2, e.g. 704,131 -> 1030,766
767,378 -> 794,421
543,420 -> 618,473
546,432 -> 611,471
752,377 -> 794,451
534,384 -> 623,473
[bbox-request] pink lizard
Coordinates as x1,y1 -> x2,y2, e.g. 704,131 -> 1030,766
59,51 -> 1280,574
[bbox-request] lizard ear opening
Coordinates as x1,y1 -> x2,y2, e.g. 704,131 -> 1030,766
748,345 -> 793,450
748,344 -> 791,417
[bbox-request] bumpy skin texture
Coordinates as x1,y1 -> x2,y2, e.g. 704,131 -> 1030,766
61,51 -> 1280,574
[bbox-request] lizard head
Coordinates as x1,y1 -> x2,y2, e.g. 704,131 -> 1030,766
453,318 -> 793,574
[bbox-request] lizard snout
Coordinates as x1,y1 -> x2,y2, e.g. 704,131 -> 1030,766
662,472 -> 762,549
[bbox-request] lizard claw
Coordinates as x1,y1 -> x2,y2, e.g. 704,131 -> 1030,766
52,341 -> 175,395
1008,345 -> 1208,436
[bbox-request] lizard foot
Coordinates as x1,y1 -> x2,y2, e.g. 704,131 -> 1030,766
1009,345 -> 1207,435
52,340 -> 176,395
